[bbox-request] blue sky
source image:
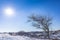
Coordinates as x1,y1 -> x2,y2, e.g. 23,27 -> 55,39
0,0 -> 60,32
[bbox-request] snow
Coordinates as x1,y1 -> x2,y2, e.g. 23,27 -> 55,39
0,34 -> 50,40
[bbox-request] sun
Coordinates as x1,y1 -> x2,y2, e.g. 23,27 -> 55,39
4,7 -> 14,16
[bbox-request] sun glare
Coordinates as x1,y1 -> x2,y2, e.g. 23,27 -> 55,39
4,7 -> 14,16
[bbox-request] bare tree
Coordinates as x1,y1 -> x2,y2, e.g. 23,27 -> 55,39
28,14 -> 52,39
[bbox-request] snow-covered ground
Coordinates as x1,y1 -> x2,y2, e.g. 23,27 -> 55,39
0,34 -> 50,40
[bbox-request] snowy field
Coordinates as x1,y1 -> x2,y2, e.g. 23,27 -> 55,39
0,34 -> 50,40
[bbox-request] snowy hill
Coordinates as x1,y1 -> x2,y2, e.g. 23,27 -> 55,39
0,30 -> 60,40
7,30 -> 60,39
0,34 -> 50,40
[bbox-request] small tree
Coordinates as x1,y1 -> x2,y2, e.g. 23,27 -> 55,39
28,14 -> 52,39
